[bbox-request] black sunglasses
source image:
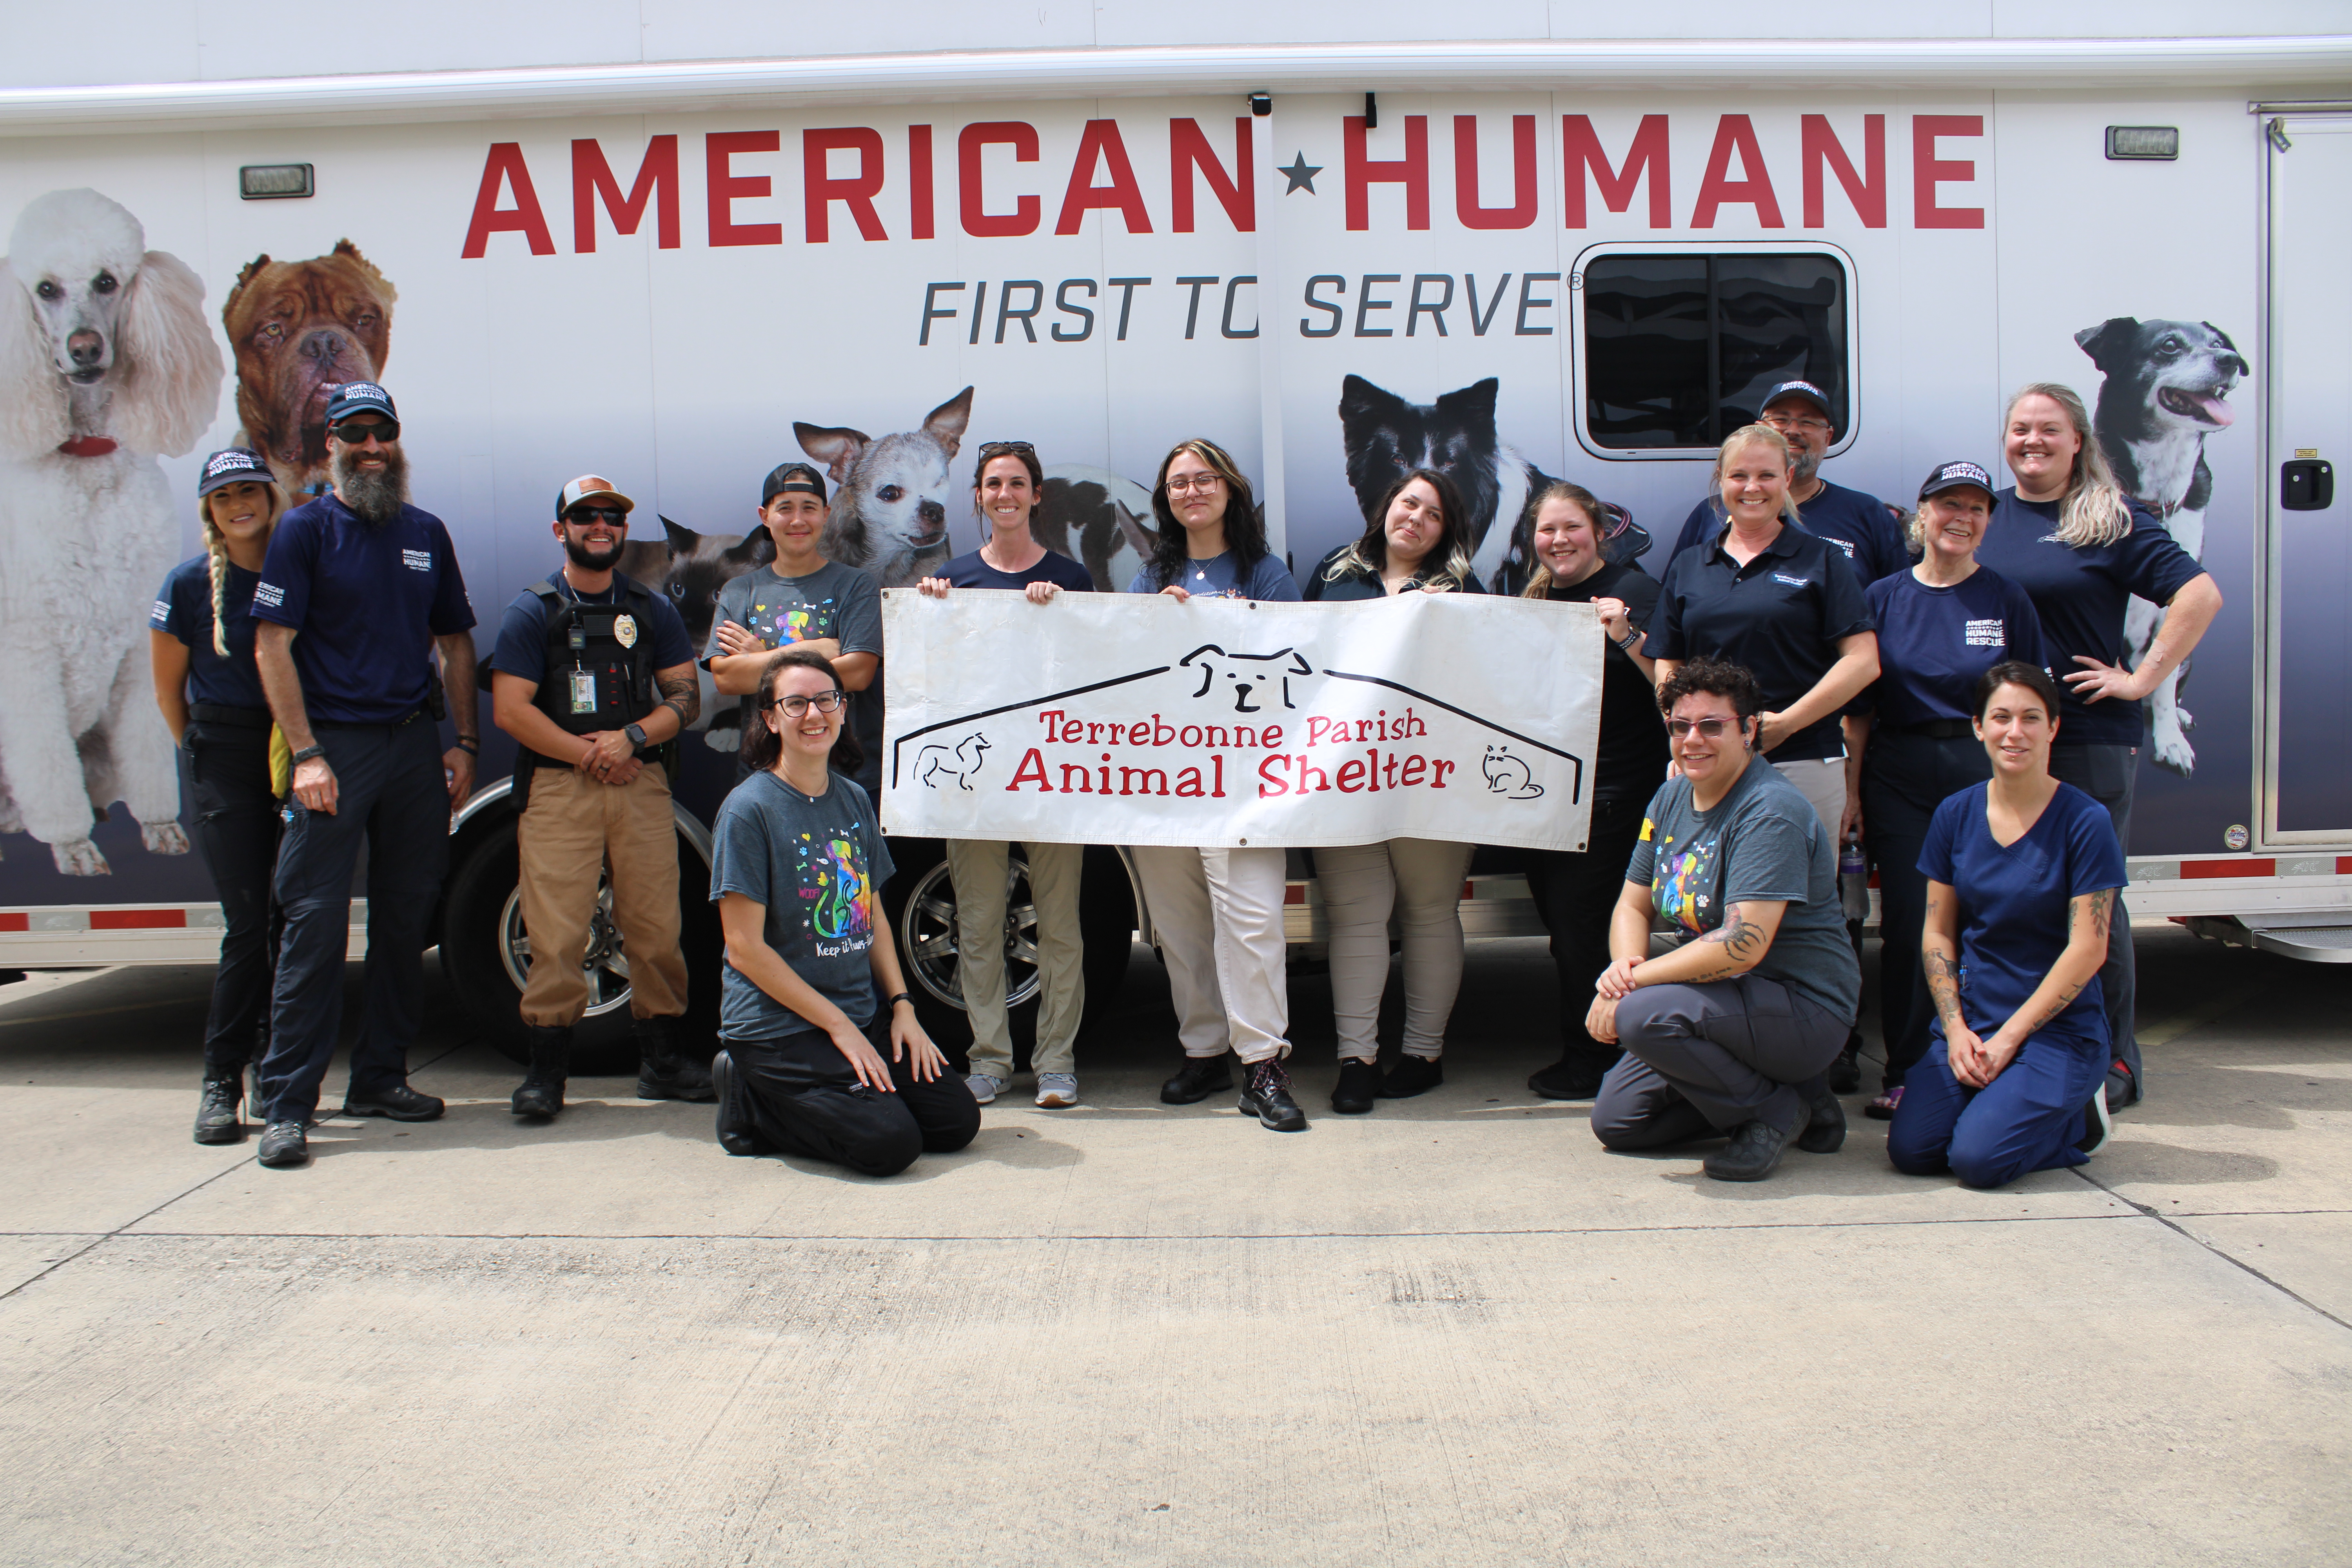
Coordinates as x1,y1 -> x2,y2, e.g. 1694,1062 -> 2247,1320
564,506 -> 628,526
978,440 -> 1035,457
331,419 -> 399,444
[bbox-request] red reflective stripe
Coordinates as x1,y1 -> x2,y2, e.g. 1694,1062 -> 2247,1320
2338,857 -> 2352,876
87,909 -> 188,929
1284,885 -> 1306,905
0,913 -> 25,932
1461,881 -> 1474,898
2181,858 -> 2275,880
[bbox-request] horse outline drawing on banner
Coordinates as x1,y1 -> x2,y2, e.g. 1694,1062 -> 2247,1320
1481,745 -> 1544,801
1179,644 -> 1312,713
915,733 -> 992,791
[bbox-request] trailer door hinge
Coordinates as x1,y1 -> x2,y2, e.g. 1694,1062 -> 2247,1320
2268,117 -> 2294,152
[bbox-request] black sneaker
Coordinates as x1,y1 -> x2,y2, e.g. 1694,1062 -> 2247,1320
1239,1059 -> 1308,1132
1330,1058 -> 1380,1114
2105,1061 -> 2140,1111
1828,1034 -> 1862,1094
1379,1055 -> 1444,1099
1703,1110 -> 1803,1182
340,1083 -> 445,1122
256,1120 -> 309,1168
1528,1054 -> 1615,1101
193,1078 -> 245,1145
1160,1055 -> 1234,1105
1795,1085 -> 1846,1154
2076,1083 -> 2112,1157
711,1051 -> 766,1157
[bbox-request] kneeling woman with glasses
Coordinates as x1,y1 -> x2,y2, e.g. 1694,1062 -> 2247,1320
707,648 -> 980,1176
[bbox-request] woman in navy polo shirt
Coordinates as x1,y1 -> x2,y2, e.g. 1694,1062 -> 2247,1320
1888,662 -> 2125,1188
148,449 -> 289,1145
1851,461 -> 2045,1119
1302,468 -> 1483,1114
1974,384 -> 2222,1110
1644,423 -> 1879,838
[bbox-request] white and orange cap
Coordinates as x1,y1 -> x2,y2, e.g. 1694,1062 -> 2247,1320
555,474 -> 635,518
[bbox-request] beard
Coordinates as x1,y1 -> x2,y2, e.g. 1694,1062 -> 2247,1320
1790,445 -> 1823,486
332,444 -> 411,526
563,535 -> 625,572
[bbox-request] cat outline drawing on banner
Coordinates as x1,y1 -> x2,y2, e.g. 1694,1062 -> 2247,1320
1179,645 -> 1314,713
1483,745 -> 1544,801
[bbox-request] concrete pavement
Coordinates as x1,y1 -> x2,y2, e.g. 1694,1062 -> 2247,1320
2,925 -> 2347,1565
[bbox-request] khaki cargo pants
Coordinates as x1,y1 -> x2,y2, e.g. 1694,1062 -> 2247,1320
517,764 -> 690,1026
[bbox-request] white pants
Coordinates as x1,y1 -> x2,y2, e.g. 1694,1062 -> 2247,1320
944,839 -> 1085,1080
1316,838 -> 1473,1062
1130,845 -> 1290,1065
1773,756 -> 1847,839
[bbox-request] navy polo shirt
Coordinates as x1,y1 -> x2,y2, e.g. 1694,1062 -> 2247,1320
936,546 -> 1096,595
151,554 -> 269,710
1865,567 -> 2046,728
252,493 -> 476,724
1646,521 -> 1875,762
490,570 -> 695,685
1670,478 -> 1910,585
1974,488 -> 2204,748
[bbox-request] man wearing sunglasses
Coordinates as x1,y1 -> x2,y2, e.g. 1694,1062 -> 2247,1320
248,382 -> 479,1168
1663,381 -> 1907,586
486,475 -> 712,1119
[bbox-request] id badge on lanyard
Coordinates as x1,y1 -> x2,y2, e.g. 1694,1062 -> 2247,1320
569,669 -> 597,715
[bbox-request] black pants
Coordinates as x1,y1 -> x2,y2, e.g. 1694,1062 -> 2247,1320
2049,743 -> 2140,1090
1862,728 -> 1992,1090
1591,975 -> 1849,1145
728,1017 -> 981,1177
256,719 -> 449,1124
184,713 -> 284,1080
1526,793 -> 1645,1071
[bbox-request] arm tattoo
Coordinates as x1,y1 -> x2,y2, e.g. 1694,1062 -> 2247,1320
1924,948 -> 1966,1033
2018,980 -> 2085,1036
656,670 -> 701,728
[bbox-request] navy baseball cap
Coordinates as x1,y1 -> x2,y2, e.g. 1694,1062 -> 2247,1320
196,447 -> 273,497
762,461 -> 827,506
323,381 -> 398,425
1761,380 -> 1834,419
1919,459 -> 1996,502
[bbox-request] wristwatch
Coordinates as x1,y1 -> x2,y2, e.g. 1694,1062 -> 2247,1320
623,722 -> 649,756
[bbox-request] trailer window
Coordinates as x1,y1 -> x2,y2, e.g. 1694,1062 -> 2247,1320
1579,252 -> 1851,452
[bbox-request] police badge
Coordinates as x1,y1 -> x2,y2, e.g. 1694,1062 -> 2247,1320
613,613 -> 638,648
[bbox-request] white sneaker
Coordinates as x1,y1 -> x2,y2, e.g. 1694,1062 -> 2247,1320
965,1073 -> 1004,1105
2076,1082 -> 2112,1157
1035,1073 -> 1080,1108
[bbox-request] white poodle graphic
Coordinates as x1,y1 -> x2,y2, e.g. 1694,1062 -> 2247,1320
0,189 -> 221,873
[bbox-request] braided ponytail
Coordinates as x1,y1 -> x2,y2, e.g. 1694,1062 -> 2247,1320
198,469 -> 290,656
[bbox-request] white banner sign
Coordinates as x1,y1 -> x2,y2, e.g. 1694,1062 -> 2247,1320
881,590 -> 1603,851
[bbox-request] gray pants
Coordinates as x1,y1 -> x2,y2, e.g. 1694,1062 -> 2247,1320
1316,838 -> 1473,1062
1591,975 -> 1849,1145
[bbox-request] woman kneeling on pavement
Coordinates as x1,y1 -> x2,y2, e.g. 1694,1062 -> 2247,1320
1303,467 -> 1482,1114
1588,658 -> 1862,1182
1887,661 -> 2123,1188
708,648 -> 980,1176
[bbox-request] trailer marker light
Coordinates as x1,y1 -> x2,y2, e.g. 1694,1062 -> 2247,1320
2104,127 -> 2178,161
239,163 -> 314,199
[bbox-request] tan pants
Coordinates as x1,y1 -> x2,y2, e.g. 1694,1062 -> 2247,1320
517,764 -> 688,1027
1773,756 -> 1848,840
945,838 -> 1086,1079
1316,838 -> 1474,1062
1131,844 -> 1290,1065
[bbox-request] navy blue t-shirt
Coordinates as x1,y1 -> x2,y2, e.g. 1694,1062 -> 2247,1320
936,546 -> 1096,595
1920,780 -> 2126,1045
151,554 -> 269,710
1974,488 -> 2204,748
489,570 -> 695,686
1647,523 -> 1876,762
252,494 -> 476,724
1670,478 -> 1909,585
1864,567 -> 2047,728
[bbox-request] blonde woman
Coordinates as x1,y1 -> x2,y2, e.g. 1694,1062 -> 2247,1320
149,449 -> 289,1145
1975,383 -> 2222,1111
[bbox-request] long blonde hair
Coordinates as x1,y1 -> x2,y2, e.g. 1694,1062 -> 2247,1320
1519,481 -> 1607,597
2004,382 -> 2131,548
200,475 -> 289,655
1713,424 -> 1803,528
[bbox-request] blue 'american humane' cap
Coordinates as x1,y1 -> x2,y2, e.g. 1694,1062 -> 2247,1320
196,447 -> 273,497
1761,380 -> 1833,419
323,381 -> 398,425
1919,459 -> 1996,502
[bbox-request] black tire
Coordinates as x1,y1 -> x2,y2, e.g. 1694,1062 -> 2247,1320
438,811 -> 722,1077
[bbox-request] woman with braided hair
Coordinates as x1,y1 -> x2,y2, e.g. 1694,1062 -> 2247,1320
149,448 -> 291,1145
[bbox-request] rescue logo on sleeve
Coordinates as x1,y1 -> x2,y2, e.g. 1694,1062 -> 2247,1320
254,581 -> 286,608
150,599 -> 171,626
401,549 -> 432,572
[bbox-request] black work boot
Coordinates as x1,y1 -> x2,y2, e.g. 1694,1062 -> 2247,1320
511,1025 -> 570,1120
1160,1054 -> 1235,1105
1239,1057 -> 1308,1132
635,1016 -> 716,1102
194,1076 -> 245,1145
1828,1031 -> 1863,1094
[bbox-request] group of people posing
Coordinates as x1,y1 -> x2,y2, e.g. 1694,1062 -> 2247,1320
152,376 -> 2216,1187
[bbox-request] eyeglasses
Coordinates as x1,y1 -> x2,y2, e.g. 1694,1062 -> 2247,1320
765,690 -> 847,717
564,506 -> 628,526
978,440 -> 1035,457
1762,412 -> 1832,434
1665,717 -> 1742,740
330,419 -> 398,445
1165,473 -> 1224,495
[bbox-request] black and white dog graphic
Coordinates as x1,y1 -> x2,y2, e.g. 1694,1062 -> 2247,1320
1339,375 -> 1555,594
2076,317 -> 2248,777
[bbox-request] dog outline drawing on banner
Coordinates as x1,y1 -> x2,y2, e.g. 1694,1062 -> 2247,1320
1180,645 -> 1313,713
1482,745 -> 1544,801
915,733 -> 991,791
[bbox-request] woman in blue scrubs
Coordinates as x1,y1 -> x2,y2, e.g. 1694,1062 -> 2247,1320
1851,461 -> 2044,1120
1887,662 -> 2124,1188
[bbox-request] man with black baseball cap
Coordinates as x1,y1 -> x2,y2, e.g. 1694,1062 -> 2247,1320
704,461 -> 886,795
1666,380 -> 1909,585
486,475 -> 711,1117
248,382 -> 478,1168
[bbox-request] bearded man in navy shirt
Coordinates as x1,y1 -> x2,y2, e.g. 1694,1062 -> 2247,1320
1665,381 -> 1908,585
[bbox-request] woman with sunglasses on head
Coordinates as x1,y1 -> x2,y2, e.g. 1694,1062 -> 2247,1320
1973,384 -> 2221,1112
1587,658 -> 1861,1182
151,449 -> 291,1145
1517,483 -> 1671,1102
1849,462 -> 2044,1122
916,440 -> 1096,1110
706,648 -> 979,1176
1125,439 -> 1308,1131
1300,468 -> 1485,1113
1887,662 -> 2124,1187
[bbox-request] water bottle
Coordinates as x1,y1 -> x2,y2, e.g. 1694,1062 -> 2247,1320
1839,837 -> 1870,923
